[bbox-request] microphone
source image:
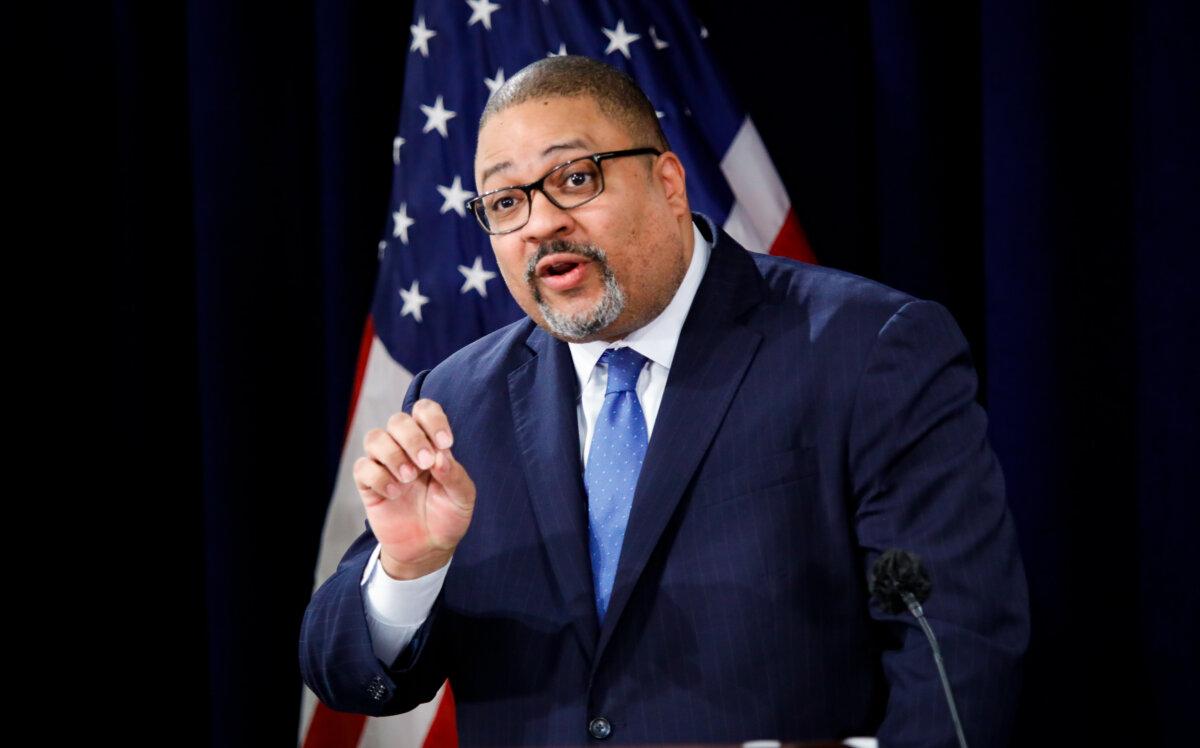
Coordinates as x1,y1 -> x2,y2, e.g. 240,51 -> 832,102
869,549 -> 968,748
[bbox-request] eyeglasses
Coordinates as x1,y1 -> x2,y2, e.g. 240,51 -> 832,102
465,147 -> 662,235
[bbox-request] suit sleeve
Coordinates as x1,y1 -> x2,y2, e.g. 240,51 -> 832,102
298,368 -> 452,716
847,300 -> 1030,748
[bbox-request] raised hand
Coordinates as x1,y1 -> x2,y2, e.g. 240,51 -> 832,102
353,398 -> 476,579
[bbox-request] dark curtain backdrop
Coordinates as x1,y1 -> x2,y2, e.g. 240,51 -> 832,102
93,1 -> 1196,744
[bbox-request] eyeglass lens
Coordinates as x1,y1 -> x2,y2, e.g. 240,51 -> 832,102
476,158 -> 603,233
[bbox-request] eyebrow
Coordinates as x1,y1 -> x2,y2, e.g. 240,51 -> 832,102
479,139 -> 591,189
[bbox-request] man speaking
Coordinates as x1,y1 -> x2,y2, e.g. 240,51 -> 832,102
299,55 -> 1029,747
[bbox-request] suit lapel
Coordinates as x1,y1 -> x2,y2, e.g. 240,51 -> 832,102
508,326 -> 599,662
592,215 -> 768,667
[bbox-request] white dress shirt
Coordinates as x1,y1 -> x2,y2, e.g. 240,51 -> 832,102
361,219 -> 712,666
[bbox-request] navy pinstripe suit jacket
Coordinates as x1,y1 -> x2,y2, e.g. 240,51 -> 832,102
299,212 -> 1029,747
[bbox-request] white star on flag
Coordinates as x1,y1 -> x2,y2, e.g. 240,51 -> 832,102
466,0 -> 501,30
649,25 -> 669,50
392,136 -> 406,165
548,43 -> 568,57
602,20 -> 640,59
484,67 -> 506,94
392,202 -> 415,244
458,256 -> 498,297
399,280 -> 430,322
409,16 -> 437,57
420,95 -> 457,138
437,176 -> 474,217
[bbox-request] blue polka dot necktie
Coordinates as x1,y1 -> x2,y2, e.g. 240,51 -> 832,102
584,346 -> 650,625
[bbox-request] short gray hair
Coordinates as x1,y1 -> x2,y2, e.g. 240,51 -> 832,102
478,55 -> 670,153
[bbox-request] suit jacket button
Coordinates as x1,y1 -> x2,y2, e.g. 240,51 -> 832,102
588,717 -> 612,740
367,675 -> 387,701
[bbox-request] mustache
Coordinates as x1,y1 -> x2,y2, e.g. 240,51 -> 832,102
523,239 -> 608,284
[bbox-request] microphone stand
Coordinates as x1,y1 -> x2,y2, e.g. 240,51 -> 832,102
901,590 -> 968,748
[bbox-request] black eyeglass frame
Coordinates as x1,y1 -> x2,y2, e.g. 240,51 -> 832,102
465,147 -> 662,235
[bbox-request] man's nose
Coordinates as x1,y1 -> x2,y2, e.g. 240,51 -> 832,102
519,189 -> 573,244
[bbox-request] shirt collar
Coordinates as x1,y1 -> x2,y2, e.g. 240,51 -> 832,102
567,217 -> 712,390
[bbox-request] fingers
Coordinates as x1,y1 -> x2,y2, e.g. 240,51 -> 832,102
390,399 -> 453,472
363,424 -> 418,486
430,446 -> 476,509
411,398 -> 455,451
360,399 -> 457,487
352,455 -> 402,506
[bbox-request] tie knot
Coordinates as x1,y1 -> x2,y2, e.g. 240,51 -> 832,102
599,347 -> 648,394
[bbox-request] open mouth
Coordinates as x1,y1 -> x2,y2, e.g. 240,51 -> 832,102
543,261 -> 580,276
549,261 -> 580,276
536,253 -> 589,276
535,253 -> 592,292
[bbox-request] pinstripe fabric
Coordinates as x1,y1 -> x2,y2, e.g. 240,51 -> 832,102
299,212 -> 1029,747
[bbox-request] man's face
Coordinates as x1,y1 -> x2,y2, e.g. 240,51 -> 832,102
473,95 -> 692,343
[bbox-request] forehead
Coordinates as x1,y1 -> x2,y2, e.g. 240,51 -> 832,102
474,96 -> 629,189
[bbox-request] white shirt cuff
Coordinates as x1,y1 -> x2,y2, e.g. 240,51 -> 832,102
361,542 -> 452,626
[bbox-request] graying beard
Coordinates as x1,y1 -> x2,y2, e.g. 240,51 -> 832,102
525,240 -> 626,341
537,267 -> 626,341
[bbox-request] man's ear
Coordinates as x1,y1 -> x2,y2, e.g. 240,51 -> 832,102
654,151 -> 688,218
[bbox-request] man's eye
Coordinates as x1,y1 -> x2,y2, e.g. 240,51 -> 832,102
561,170 -> 594,190
488,194 -> 520,213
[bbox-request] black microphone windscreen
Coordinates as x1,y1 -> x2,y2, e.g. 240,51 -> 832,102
869,548 -> 933,614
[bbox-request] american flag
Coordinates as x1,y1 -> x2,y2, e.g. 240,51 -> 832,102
300,1 -> 813,746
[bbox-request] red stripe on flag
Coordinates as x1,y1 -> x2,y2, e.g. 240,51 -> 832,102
343,315 -> 378,446
422,682 -> 458,748
301,681 -> 456,748
302,704 -> 367,747
768,208 -> 818,264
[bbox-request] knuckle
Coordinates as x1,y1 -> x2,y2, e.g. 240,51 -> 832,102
371,471 -> 391,493
386,447 -> 409,471
362,428 -> 382,450
413,398 -> 443,417
400,425 -> 431,449
354,461 -> 381,491
364,428 -> 395,456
